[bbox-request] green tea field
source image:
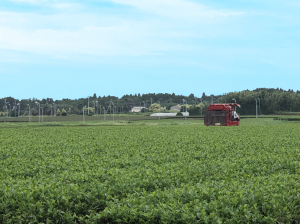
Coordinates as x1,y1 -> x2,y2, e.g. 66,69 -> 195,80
1,123 -> 300,223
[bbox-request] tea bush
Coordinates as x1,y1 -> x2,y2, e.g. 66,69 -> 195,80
0,124 -> 300,223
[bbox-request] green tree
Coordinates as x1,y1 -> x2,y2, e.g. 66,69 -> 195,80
87,107 -> 94,116
148,103 -> 166,112
187,106 -> 200,116
61,109 -> 67,116
148,103 -> 160,112
56,109 -> 61,116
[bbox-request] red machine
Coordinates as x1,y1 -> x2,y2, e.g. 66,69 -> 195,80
204,103 -> 241,126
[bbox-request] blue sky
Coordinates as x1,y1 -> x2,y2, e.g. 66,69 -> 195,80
0,0 -> 299,100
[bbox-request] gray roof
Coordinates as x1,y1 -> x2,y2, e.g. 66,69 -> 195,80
170,105 -> 181,111
131,107 -> 146,112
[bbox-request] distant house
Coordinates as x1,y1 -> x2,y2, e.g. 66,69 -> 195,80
170,105 -> 181,111
131,107 -> 146,113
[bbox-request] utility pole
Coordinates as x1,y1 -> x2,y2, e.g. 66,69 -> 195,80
158,101 -> 161,120
185,100 -> 187,121
8,104 -> 11,118
17,103 -> 20,117
13,104 -> 16,118
87,96 -> 90,117
201,104 -> 203,116
112,102 -> 115,121
83,107 -> 85,123
4,99 -> 7,117
3,105 -> 7,119
258,98 -> 261,115
93,101 -> 96,116
110,100 -> 112,117
116,100 -> 118,116
232,98 -> 236,112
211,95 -> 215,104
183,99 -> 187,121
255,98 -> 258,118
96,101 -> 98,119
27,104 -> 31,122
53,103 -> 56,116
36,101 -> 40,123
143,101 -> 145,116
14,100 -> 16,117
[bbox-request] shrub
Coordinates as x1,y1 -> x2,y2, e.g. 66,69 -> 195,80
56,109 -> 61,116
188,106 -> 200,115
62,109 -> 67,116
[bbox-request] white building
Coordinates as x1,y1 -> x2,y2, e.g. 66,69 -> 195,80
131,107 -> 146,113
170,105 -> 181,111
150,112 -> 189,117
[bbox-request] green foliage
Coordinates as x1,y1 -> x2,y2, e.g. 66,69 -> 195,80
176,112 -> 183,116
67,108 -> 73,115
1,125 -> 300,222
148,103 -> 166,112
218,88 -> 300,115
87,107 -> 94,116
187,106 -> 200,116
61,109 -> 67,116
165,103 -> 177,110
148,103 -> 159,112
56,109 -> 61,116
180,105 -> 186,112
3,88 -> 300,116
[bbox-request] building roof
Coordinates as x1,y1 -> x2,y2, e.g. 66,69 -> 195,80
150,112 -> 189,117
170,105 -> 181,111
131,107 -> 146,112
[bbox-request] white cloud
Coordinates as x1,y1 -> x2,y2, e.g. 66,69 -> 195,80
262,59 -> 275,64
0,10 -> 203,57
50,3 -> 82,10
10,0 -> 48,3
0,1 -> 243,58
111,0 -> 242,19
0,22 -> 185,57
289,1 -> 300,6
9,0 -> 81,11
261,59 -> 286,66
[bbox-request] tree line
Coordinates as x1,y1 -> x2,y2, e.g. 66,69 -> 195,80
218,88 -> 300,115
1,88 -> 300,116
